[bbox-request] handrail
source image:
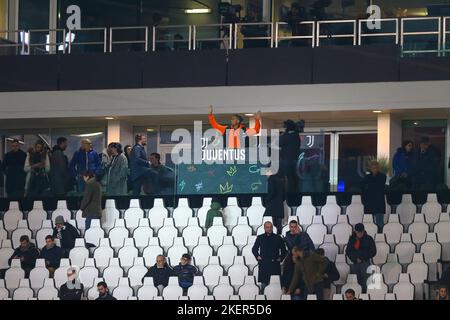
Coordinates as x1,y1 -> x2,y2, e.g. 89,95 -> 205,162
110,26 -> 148,52
0,30 -> 26,53
28,28 -> 66,54
400,17 -> 441,54
274,21 -> 315,48
316,19 -> 357,47
68,27 -> 107,53
192,24 -> 233,50
234,22 -> 273,49
152,25 -> 192,51
443,17 -> 450,55
358,18 -> 399,45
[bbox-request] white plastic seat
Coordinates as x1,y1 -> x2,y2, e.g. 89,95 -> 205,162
384,293 -> 397,300
148,199 -> 169,233
0,243 -> 15,270
420,233 -> 442,282
29,259 -> 49,291
182,218 -> 202,250
306,219 -> 327,248
13,279 -> 34,300
142,238 -> 163,267
361,215 -> 378,238
113,278 -> 134,300
422,194 -> 442,225
93,238 -> 114,273
263,280 -> 282,300
118,239 -> 139,271
434,214 -> 450,261
373,234 -> 390,265
162,276 -> 183,300
84,219 -> 104,247
196,198 -> 212,229
4,202 -> 23,232
137,277 -> 158,300
383,217 -> 404,247
228,258 -> 249,290
27,201 -> 48,233
381,254 -> 402,286
86,277 -> 103,300
79,258 -> 99,288
167,237 -> 188,267
203,256 -> 224,291
319,234 -> 339,262
192,237 -> 213,271
296,196 -> 316,229
69,239 -> 89,268
238,275 -> 260,300
74,210 -> 86,234
217,237 -> 238,271
223,198 -> 242,232
394,233 -> 415,265
207,218 -> 228,250
281,216 -> 300,236
157,218 -> 178,250
366,273 -> 388,300
203,295 -> 215,300
37,278 -> 58,300
256,217 -> 278,235
331,222 -> 353,249
393,273 -> 414,300
407,253 -> 428,300
396,195 -> 416,227
335,254 -> 350,285
212,276 -> 233,300
333,293 -> 343,300
187,276 -> 208,300
11,220 -> 32,249
232,217 -> 253,250
346,196 -> 364,225
132,219 -> 154,253
103,258 -> 124,290
124,200 -> 144,232
128,257 -> 148,288
340,274 -> 362,297
53,259 -> 71,288
242,236 -> 258,270
102,199 -> 120,233
51,201 -> 71,224
173,198 -> 193,233
246,197 -> 265,231
35,220 -> 54,249
320,196 -> 340,230
5,259 -> 25,292
408,215 -> 429,245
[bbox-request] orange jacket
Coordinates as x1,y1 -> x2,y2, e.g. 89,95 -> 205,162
208,113 -> 260,149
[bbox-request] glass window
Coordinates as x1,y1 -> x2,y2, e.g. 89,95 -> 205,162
50,127 -> 106,160
18,0 -> 50,54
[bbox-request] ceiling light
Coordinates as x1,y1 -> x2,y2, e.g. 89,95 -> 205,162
245,113 -> 255,116
71,132 -> 104,138
185,8 -> 211,14
105,117 -> 115,120
147,128 -> 155,132
414,122 -> 419,126
372,110 -> 382,113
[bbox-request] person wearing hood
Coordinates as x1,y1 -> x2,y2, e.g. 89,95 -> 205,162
205,200 -> 223,229
52,215 -> 80,257
172,254 -> 199,294
69,139 -> 101,193
392,140 -> 414,190
50,137 -> 70,196
8,235 -> 40,277
144,255 -> 173,294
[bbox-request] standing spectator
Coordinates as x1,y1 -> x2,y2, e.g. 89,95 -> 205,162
362,161 -> 386,233
435,284 -> 449,300
59,267 -> 84,300
205,201 -> 223,229
392,140 -> 414,191
413,136 -> 440,191
8,235 -> 40,277
144,255 -> 173,294
39,235 -> 64,277
345,223 -> 377,293
279,120 -> 300,195
344,288 -> 358,300
79,171 -> 102,231
105,143 -> 128,196
172,254 -> 199,294
69,139 -> 101,193
288,246 -> 328,300
1,139 -> 27,198
50,137 -> 71,196
124,145 -> 133,193
24,140 -> 51,197
281,220 -> 315,293
240,5 -> 269,48
130,134 -> 157,196
53,215 -> 80,257
264,173 -> 285,234
252,221 -> 287,290
315,248 -> 340,300
96,281 -> 117,300
145,152 -> 174,195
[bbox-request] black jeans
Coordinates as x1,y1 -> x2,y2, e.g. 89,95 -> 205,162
304,281 -> 325,300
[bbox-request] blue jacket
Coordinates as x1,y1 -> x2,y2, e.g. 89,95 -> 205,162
130,144 -> 150,181
69,148 -> 101,177
39,244 -> 64,269
393,148 -> 413,177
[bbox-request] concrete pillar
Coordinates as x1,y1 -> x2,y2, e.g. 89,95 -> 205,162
377,113 -> 401,175
107,119 -> 120,144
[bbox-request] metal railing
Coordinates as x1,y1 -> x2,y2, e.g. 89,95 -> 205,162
152,25 -> 192,51
401,17 -> 441,55
68,27 -> 107,53
192,24 -> 233,50
274,21 -> 315,48
234,22 -> 274,49
358,18 -> 399,45
442,17 -> 450,56
0,30 -> 26,54
110,26 -> 148,52
28,28 -> 66,54
316,20 -> 357,47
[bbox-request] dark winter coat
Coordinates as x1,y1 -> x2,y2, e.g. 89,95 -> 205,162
59,282 -> 84,300
8,242 -> 40,271
264,174 -> 285,218
80,177 -> 102,219
289,250 -> 328,293
362,172 -> 386,215
50,145 -> 70,195
252,232 -> 287,284
144,263 -> 173,287
53,222 -> 80,250
345,231 -> 377,264
172,264 -> 199,286
392,148 -> 413,177
1,149 -> 27,197
40,244 -> 64,269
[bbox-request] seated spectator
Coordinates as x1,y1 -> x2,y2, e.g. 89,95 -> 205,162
172,254 -> 199,294
288,246 -> 328,300
345,223 -> 377,293
8,235 -> 40,277
144,255 -> 173,294
345,288 -> 358,300
205,201 -> 223,229
315,248 -> 340,300
435,284 -> 449,300
53,215 -> 80,257
59,267 -> 84,300
96,281 -> 117,300
39,235 -> 64,277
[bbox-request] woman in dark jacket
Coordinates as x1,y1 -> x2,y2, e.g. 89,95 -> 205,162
392,140 -> 414,190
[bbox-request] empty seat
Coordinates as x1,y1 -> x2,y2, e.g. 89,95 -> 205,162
74,211 -> 86,234
11,220 -> 32,249
37,278 -> 58,300
306,217 -> 327,248
366,273 -> 388,300
5,259 -> 25,292
13,279 -> 34,300
84,219 -> 104,247
192,237 -> 213,271
232,217 -> 253,250
123,200 -> 144,232
238,275 -> 259,300
3,202 -> 23,232
361,215 -> 378,238
242,236 -> 258,270
173,198 -> 193,232
340,274 -> 362,297
196,198 -> 212,229
373,234 -> 390,265
93,238 -> 114,273
331,222 -> 353,249
396,195 -> 416,227
207,217 -> 228,250
384,293 -> 397,300
345,196 -> 364,225
434,214 -> 450,261
103,258 -> 124,290
203,257 -> 224,291
142,238 -> 163,267
332,294 -> 343,300
87,277 -> 103,300
35,220 -> 54,249
212,276 -> 234,300
296,196 -> 316,229
408,215 -> 429,245
27,201 -> 48,233
157,218 -> 178,250
53,259 -> 71,289
148,199 -> 169,233
421,194 -> 442,225
383,216 -> 404,247
167,237 -> 188,267
51,201 -> 71,224
102,200 -> 120,233
407,253 -> 428,300
182,218 -> 202,250
394,233 -> 416,265
29,259 -> 49,291
132,219 -> 154,253
217,237 -> 238,271
335,254 -> 350,285
162,277 -> 183,300
381,254 -> 402,287
320,196 -> 341,230
393,273 -> 414,300
137,277 -> 158,300
420,233 -> 442,282
69,239 -> 89,268
228,257 -> 249,290
246,197 -> 265,231
319,235 -> 339,262
223,197 -> 242,232
187,276 -> 208,300
79,258 -> 99,288
0,242 -> 15,270
113,278 -> 134,300
128,257 -> 148,288
263,276 -> 282,300
118,238 -> 139,271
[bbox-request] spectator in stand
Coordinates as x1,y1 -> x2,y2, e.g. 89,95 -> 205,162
205,200 -> 223,229
282,220 -> 315,294
362,160 -> 386,233
146,152 -> 174,195
130,134 -> 157,196
50,137 -> 71,196
59,267 -> 84,300
252,221 -> 287,290
344,288 -> 358,300
172,254 -> 199,294
240,5 -> 269,48
96,281 -> 117,300
315,248 -> 340,300
69,139 -> 101,193
79,170 -> 102,231
392,140 -> 414,191
435,284 -> 449,300
413,136 -> 440,191
279,120 -> 300,195
345,223 -> 377,293
124,145 -> 133,193
284,2 -> 309,47
24,140 -> 51,197
264,172 -> 285,234
1,139 -> 27,198
144,255 -> 173,294
53,215 -> 80,257
105,142 -> 128,196
8,235 -> 40,277
288,246 -> 328,300
39,235 -> 63,277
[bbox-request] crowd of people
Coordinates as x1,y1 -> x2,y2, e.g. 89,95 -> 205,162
0,135 -> 175,199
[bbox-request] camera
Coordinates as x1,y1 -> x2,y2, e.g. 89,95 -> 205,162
219,2 -> 242,24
